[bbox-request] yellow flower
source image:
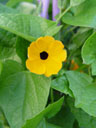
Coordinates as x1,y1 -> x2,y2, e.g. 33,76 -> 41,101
26,36 -> 67,77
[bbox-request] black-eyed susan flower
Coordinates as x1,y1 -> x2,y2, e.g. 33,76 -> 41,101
26,36 -> 67,77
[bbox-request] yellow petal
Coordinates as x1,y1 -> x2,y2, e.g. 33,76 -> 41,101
36,36 -> 54,52
54,40 -> 64,49
43,36 -> 55,42
26,59 -> 45,75
49,48 -> 67,62
58,49 -> 67,61
28,42 -> 40,60
48,40 -> 66,61
44,58 -> 62,77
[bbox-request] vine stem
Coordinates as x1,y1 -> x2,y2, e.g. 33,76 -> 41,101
56,6 -> 71,25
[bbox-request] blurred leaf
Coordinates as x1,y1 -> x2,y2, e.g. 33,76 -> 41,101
0,0 -> 8,5
48,106 -> 75,128
68,97 -> 96,128
0,109 -> 4,128
65,71 -> 96,117
16,2 -> 36,14
69,28 -> 93,50
0,122 -> 3,128
16,37 -> 30,66
7,0 -> 33,7
0,60 -> 51,128
0,61 -> 3,75
22,97 -> 64,128
82,33 -> 96,75
62,0 -> 96,28
91,60 -> 96,76
0,3 -> 18,13
0,108 -> 9,128
46,123 -> 61,128
70,0 -> 86,6
0,60 -> 23,79
58,0 -> 67,10
38,119 -> 62,128
0,29 -> 17,60
46,25 -> 62,37
0,4 -> 61,41
51,75 -> 73,96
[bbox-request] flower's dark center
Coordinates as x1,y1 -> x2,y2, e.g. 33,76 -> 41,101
40,51 -> 48,60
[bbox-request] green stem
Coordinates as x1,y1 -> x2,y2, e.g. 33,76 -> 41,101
56,6 -> 71,25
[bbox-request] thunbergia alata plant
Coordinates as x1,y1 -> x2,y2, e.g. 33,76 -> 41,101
0,0 -> 96,128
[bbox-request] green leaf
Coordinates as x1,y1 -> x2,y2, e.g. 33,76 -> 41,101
91,60 -> 96,75
0,60 -> 23,79
48,106 -> 75,128
0,108 -> 9,128
37,119 -> 62,128
62,0 -> 96,28
0,60 -> 51,128
80,83 -> 96,117
7,0 -> 33,7
16,2 -> 36,14
22,97 -> 64,128
66,71 -> 93,106
51,75 -> 73,96
0,109 -> 4,127
46,123 -> 61,128
68,97 -> 96,128
0,3 -> 18,13
70,0 -> 86,6
82,33 -> 96,75
0,0 -> 8,5
82,33 -> 96,65
0,4 -> 61,41
0,122 -> 3,128
65,71 -> 96,117
16,37 -> 30,66
0,29 -> 17,60
58,0 -> 67,10
0,61 -> 3,75
69,28 -> 93,51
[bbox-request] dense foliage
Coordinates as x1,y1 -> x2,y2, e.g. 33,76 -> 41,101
0,0 -> 96,128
